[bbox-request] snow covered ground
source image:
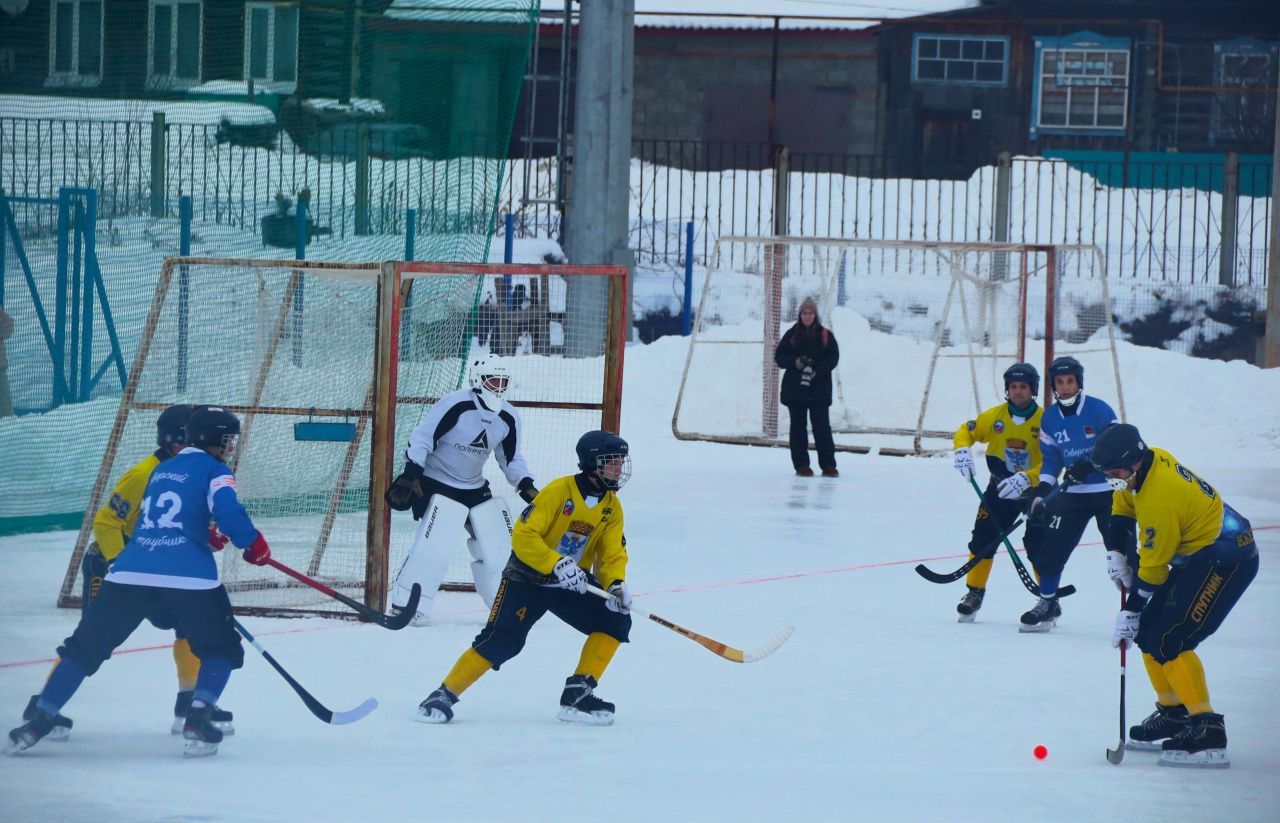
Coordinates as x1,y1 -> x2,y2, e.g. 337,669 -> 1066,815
1,332 -> 1278,823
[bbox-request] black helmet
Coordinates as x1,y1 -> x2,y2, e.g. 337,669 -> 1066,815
185,405 -> 241,455
575,430 -> 631,490
1003,362 -> 1040,397
1048,356 -> 1084,393
1090,423 -> 1146,471
156,404 -> 194,449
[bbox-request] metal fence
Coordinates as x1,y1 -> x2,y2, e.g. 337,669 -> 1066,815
2,118 -> 1271,286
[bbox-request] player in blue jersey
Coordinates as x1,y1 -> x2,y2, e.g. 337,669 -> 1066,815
4,406 -> 273,759
1017,357 -> 1120,631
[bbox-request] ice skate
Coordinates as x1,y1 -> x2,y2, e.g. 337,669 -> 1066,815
172,691 -> 234,735
1127,702 -> 1190,751
1159,713 -> 1229,768
23,695 -> 71,742
414,686 -> 459,724
5,709 -> 57,755
181,704 -> 223,758
956,586 -> 984,623
1018,596 -> 1060,633
558,674 -> 614,726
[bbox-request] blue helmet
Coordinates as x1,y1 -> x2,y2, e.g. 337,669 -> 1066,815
1003,362 -> 1040,397
575,430 -> 631,490
156,404 -> 194,450
1048,356 -> 1084,392
1090,423 -> 1147,471
185,405 -> 241,456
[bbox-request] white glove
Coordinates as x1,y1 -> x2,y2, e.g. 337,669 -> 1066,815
996,471 -> 1031,500
1106,551 -> 1133,592
1112,610 -> 1140,649
605,581 -> 632,614
552,556 -> 587,594
953,447 -> 974,480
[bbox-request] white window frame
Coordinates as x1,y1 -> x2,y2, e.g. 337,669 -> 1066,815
46,0 -> 104,88
148,0 -> 204,91
243,2 -> 299,93
912,34 -> 1009,87
1032,37 -> 1130,136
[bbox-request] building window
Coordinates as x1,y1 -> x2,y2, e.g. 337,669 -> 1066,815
244,3 -> 298,91
913,34 -> 1009,86
47,0 -> 103,87
1031,32 -> 1130,138
149,0 -> 202,90
1211,37 -> 1278,145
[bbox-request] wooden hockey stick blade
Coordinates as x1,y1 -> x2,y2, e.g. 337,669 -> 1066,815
233,619 -> 379,725
585,584 -> 794,664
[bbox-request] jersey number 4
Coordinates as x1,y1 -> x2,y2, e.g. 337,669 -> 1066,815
139,492 -> 183,530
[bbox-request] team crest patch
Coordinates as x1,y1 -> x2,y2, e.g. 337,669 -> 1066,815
562,499 -> 575,516
966,420 -> 977,431
993,420 -> 1005,434
1084,426 -> 1096,436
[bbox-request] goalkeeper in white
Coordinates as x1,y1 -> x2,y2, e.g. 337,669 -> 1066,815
385,356 -> 539,625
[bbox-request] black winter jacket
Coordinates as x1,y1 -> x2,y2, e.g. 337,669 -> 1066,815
774,322 -> 840,407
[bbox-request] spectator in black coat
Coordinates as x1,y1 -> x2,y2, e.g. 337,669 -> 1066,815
773,296 -> 840,477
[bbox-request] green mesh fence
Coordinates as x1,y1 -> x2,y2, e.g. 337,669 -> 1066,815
0,0 -> 539,536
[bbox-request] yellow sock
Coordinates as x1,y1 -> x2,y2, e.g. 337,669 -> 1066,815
574,632 -> 621,682
442,648 -> 492,697
965,557 -> 993,589
173,638 -> 201,692
1142,653 -> 1181,707
1163,651 -> 1213,715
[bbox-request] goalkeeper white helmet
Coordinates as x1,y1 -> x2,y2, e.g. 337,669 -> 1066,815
469,355 -> 512,411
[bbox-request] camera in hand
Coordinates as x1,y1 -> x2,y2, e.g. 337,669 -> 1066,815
799,358 -> 815,388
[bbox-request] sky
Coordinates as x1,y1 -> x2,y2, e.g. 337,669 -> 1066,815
1,314 -> 1277,823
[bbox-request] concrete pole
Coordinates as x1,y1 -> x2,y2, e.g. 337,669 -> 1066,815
1265,82 -> 1280,367
566,0 -> 635,356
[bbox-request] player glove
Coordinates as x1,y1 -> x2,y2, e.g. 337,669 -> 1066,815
386,461 -> 426,512
996,471 -> 1031,500
605,580 -> 632,614
552,556 -> 587,594
953,447 -> 974,480
1112,609 -> 1140,649
1065,459 -> 1095,484
1027,481 -> 1054,523
1106,551 -> 1133,592
517,477 -> 540,504
242,533 -> 272,566
207,526 -> 230,552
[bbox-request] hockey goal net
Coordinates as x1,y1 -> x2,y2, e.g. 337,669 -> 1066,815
673,237 -> 1124,455
58,258 -> 627,616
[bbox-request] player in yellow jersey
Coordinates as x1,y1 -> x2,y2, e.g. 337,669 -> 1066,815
949,363 -> 1044,624
1092,423 -> 1257,768
414,430 -> 633,726
27,405 -> 235,739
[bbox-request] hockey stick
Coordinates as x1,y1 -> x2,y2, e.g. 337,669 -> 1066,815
967,476 -> 1077,599
914,517 -> 1025,583
1106,587 -> 1128,764
265,557 -> 421,630
586,584 -> 794,664
232,619 -> 378,725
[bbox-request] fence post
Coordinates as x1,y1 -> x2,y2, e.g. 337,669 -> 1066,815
178,195 -> 191,393
772,145 -> 790,237
150,112 -> 167,218
355,124 -> 370,236
683,220 -> 694,335
293,200 -> 306,366
1219,152 -> 1239,288
994,151 -> 1012,281
405,208 -> 416,260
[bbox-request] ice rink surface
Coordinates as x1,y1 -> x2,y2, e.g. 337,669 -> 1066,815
2,334 -> 1278,823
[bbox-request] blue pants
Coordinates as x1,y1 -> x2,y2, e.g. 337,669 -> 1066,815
471,577 -> 631,670
1024,489 -> 1112,579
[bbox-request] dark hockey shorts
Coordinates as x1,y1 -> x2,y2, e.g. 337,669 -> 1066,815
967,485 -> 1027,558
1136,533 -> 1258,664
470,577 -> 631,669
59,581 -> 244,676
1024,490 -> 1112,577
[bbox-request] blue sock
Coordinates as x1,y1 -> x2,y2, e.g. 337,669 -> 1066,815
39,657 -> 88,715
192,657 -> 232,707
1039,573 -> 1061,598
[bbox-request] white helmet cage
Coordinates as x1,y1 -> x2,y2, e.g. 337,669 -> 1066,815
469,356 -> 513,409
